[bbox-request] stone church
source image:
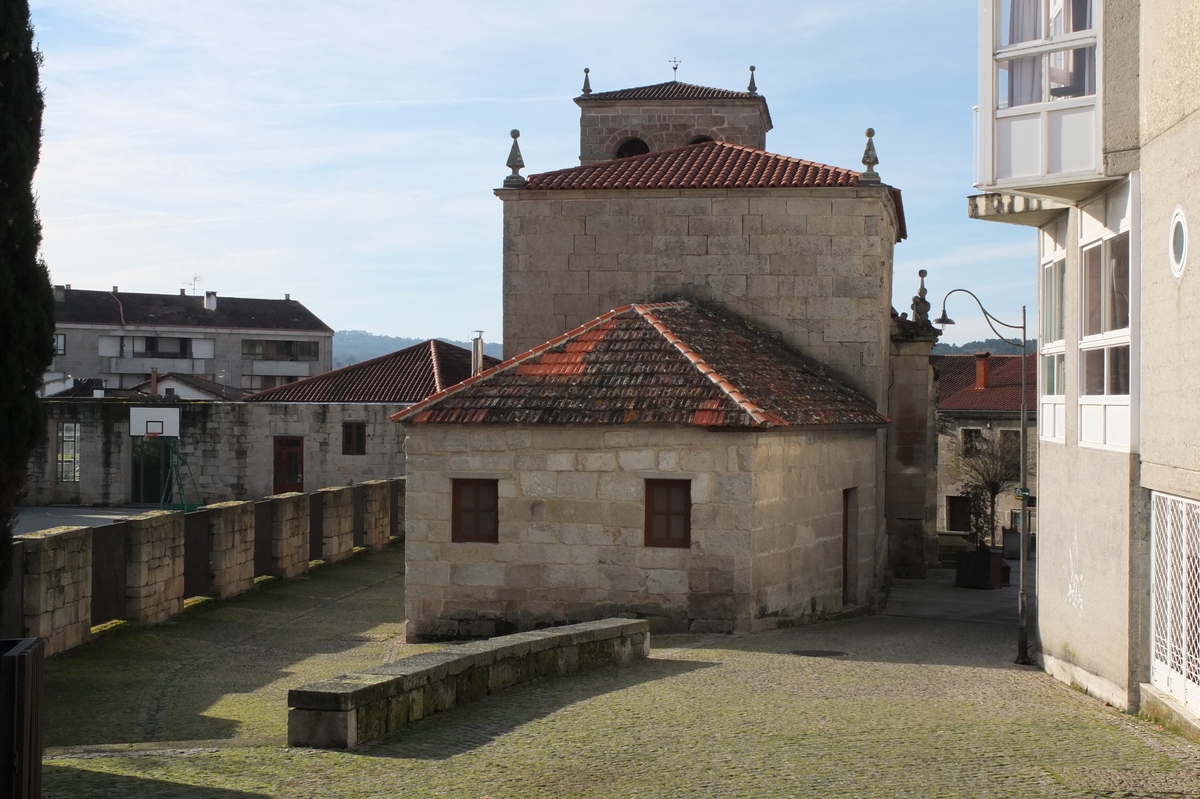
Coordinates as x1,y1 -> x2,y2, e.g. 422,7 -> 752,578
396,70 -> 939,640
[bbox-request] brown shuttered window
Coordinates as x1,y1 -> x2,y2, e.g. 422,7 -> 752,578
342,422 -> 366,455
644,479 -> 691,548
452,479 -> 499,543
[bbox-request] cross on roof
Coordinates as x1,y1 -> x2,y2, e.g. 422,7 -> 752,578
669,57 -> 681,80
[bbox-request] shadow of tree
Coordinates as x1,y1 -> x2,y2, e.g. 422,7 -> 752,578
43,763 -> 272,798
360,656 -> 716,760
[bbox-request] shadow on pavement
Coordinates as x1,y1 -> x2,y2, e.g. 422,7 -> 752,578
43,764 -> 271,799
43,547 -> 413,747
360,656 -> 716,760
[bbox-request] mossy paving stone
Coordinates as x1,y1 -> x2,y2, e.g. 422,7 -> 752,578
42,605 -> 1200,798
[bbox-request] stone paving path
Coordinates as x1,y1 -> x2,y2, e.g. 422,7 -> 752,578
42,556 -> 1200,798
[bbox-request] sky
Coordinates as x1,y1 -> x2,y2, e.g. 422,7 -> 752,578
27,0 -> 1037,347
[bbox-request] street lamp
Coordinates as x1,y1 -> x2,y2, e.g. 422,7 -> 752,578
934,289 -> 1033,666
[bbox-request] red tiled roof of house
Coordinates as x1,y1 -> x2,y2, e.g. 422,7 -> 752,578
393,302 -> 887,429
577,81 -> 761,103
244,339 -> 500,404
931,353 -> 1037,412
525,140 -> 858,191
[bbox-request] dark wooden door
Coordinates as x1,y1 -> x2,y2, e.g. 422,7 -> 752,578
131,436 -> 170,505
947,495 -> 972,532
273,437 -> 304,494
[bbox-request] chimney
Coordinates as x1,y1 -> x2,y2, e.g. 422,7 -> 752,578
112,286 -> 119,293
974,352 -> 991,390
284,293 -> 291,301
204,290 -> 218,311
471,330 -> 485,376
54,284 -> 65,302
180,288 -> 187,296
150,368 -> 159,396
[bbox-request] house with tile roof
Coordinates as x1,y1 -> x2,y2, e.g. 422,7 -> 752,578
931,353 -> 1037,540
394,70 -> 944,640
44,285 -> 333,393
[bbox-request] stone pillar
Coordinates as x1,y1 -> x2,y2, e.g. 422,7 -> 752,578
360,480 -> 392,551
268,492 -> 310,579
316,486 -> 354,563
206,501 -> 255,599
393,477 -> 406,541
17,526 -> 92,655
126,511 -> 184,624
886,310 -> 941,579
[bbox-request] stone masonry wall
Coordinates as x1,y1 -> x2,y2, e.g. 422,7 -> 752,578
404,424 -> 874,640
361,480 -> 392,550
317,486 -> 355,563
125,511 -> 185,625
499,187 -> 899,405
18,526 -> 92,655
266,492 -> 311,578
577,99 -> 771,165
206,501 -> 255,599
748,430 -> 879,629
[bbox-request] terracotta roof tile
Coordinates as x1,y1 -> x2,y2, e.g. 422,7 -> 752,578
524,140 -> 859,191
931,354 -> 1037,412
577,81 -> 760,103
393,303 -> 887,429
244,339 -> 499,403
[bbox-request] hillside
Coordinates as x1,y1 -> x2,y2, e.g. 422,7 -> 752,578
931,337 -> 1037,356
333,330 -> 503,368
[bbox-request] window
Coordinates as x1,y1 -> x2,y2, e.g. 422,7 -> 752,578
57,422 -> 80,482
961,428 -> 983,456
946,496 -> 972,532
1040,216 -> 1068,440
342,422 -> 366,455
644,479 -> 691,548
1080,233 -> 1130,396
452,479 -> 499,543
615,138 -> 649,159
1171,208 -> 1188,279
688,136 -> 714,145
53,333 -> 66,356
241,339 -> 320,362
136,337 -> 191,358
1042,258 -> 1065,344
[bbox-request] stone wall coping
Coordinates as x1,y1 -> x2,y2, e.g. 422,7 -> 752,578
288,618 -> 649,715
204,501 -> 251,509
313,486 -> 352,496
15,525 -> 89,541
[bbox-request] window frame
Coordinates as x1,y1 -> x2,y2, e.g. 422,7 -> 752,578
53,333 -> 66,356
961,428 -> 984,457
342,422 -> 367,456
451,479 -> 499,543
56,422 -> 81,483
644,479 -> 691,548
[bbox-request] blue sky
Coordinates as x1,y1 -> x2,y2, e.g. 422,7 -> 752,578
28,0 -> 1035,346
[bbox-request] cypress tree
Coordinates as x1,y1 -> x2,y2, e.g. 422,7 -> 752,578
0,1 -> 55,619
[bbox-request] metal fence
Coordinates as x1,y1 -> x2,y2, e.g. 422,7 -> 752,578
0,637 -> 44,799
1151,491 -> 1200,714
183,508 -> 213,599
308,492 -> 325,561
91,522 -> 129,626
253,500 -> 274,578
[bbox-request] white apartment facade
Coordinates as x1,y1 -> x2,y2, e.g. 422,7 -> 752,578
970,0 -> 1200,719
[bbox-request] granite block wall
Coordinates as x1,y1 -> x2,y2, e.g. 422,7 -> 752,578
316,486 -> 355,563
18,526 -> 92,655
125,511 -> 184,625
264,492 -> 310,578
361,480 -> 392,550
205,501 -> 256,599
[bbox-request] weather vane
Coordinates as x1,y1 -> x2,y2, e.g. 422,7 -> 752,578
669,57 -> 681,81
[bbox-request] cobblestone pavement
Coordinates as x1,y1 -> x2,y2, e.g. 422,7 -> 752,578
43,563 -> 1200,798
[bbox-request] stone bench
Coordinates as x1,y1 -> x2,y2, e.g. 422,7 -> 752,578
287,618 -> 650,748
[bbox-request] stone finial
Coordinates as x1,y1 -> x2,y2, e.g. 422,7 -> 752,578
503,129 -> 527,189
747,65 -> 757,95
582,67 -> 591,95
859,127 -> 881,185
911,269 -> 931,324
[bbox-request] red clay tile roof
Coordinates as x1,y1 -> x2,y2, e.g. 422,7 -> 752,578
525,141 -> 859,191
244,340 -> 499,403
932,354 -> 1037,413
54,288 -> 332,332
577,81 -> 761,103
393,302 -> 886,429
130,373 -> 251,400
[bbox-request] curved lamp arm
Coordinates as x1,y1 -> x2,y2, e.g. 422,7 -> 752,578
933,288 -> 1026,347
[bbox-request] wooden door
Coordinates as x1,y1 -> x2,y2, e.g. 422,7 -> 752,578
273,436 -> 304,494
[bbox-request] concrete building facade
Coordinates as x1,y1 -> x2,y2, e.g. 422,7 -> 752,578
969,0 -> 1200,716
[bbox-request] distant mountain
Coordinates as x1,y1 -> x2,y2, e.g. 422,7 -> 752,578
932,337 -> 1038,356
333,330 -> 503,369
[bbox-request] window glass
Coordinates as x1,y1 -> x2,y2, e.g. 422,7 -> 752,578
1048,45 -> 1096,101
53,333 -> 66,356
1002,0 -> 1042,46
962,428 -> 983,456
452,479 -> 499,543
645,479 -> 691,548
1083,245 -> 1103,336
342,422 -> 366,456
1108,346 -> 1131,395
1083,349 -> 1106,395
1042,259 -> 1065,343
57,422 -> 81,482
1107,234 -> 1130,331
1042,352 -> 1065,396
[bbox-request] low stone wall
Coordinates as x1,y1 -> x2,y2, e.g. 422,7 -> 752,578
287,618 -> 650,749
19,526 -> 92,656
316,486 -> 355,563
126,511 -> 184,625
361,480 -> 391,551
267,492 -> 311,579
207,501 -> 255,599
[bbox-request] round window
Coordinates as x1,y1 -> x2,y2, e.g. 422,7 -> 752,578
1170,208 -> 1188,279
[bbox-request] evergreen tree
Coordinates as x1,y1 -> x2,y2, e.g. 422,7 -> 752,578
0,1 -> 55,618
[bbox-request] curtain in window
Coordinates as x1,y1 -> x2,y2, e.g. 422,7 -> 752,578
1008,0 -> 1042,106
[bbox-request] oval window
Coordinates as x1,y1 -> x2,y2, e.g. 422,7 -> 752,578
1170,208 -> 1188,279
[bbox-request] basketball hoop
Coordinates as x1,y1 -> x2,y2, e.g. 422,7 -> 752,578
146,431 -> 160,438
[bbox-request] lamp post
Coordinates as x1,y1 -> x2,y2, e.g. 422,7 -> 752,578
933,290 -> 1032,666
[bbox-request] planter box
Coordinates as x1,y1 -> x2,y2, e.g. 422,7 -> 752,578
955,549 -> 1004,590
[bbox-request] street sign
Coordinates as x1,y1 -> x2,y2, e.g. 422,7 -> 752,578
1015,488 -> 1031,500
